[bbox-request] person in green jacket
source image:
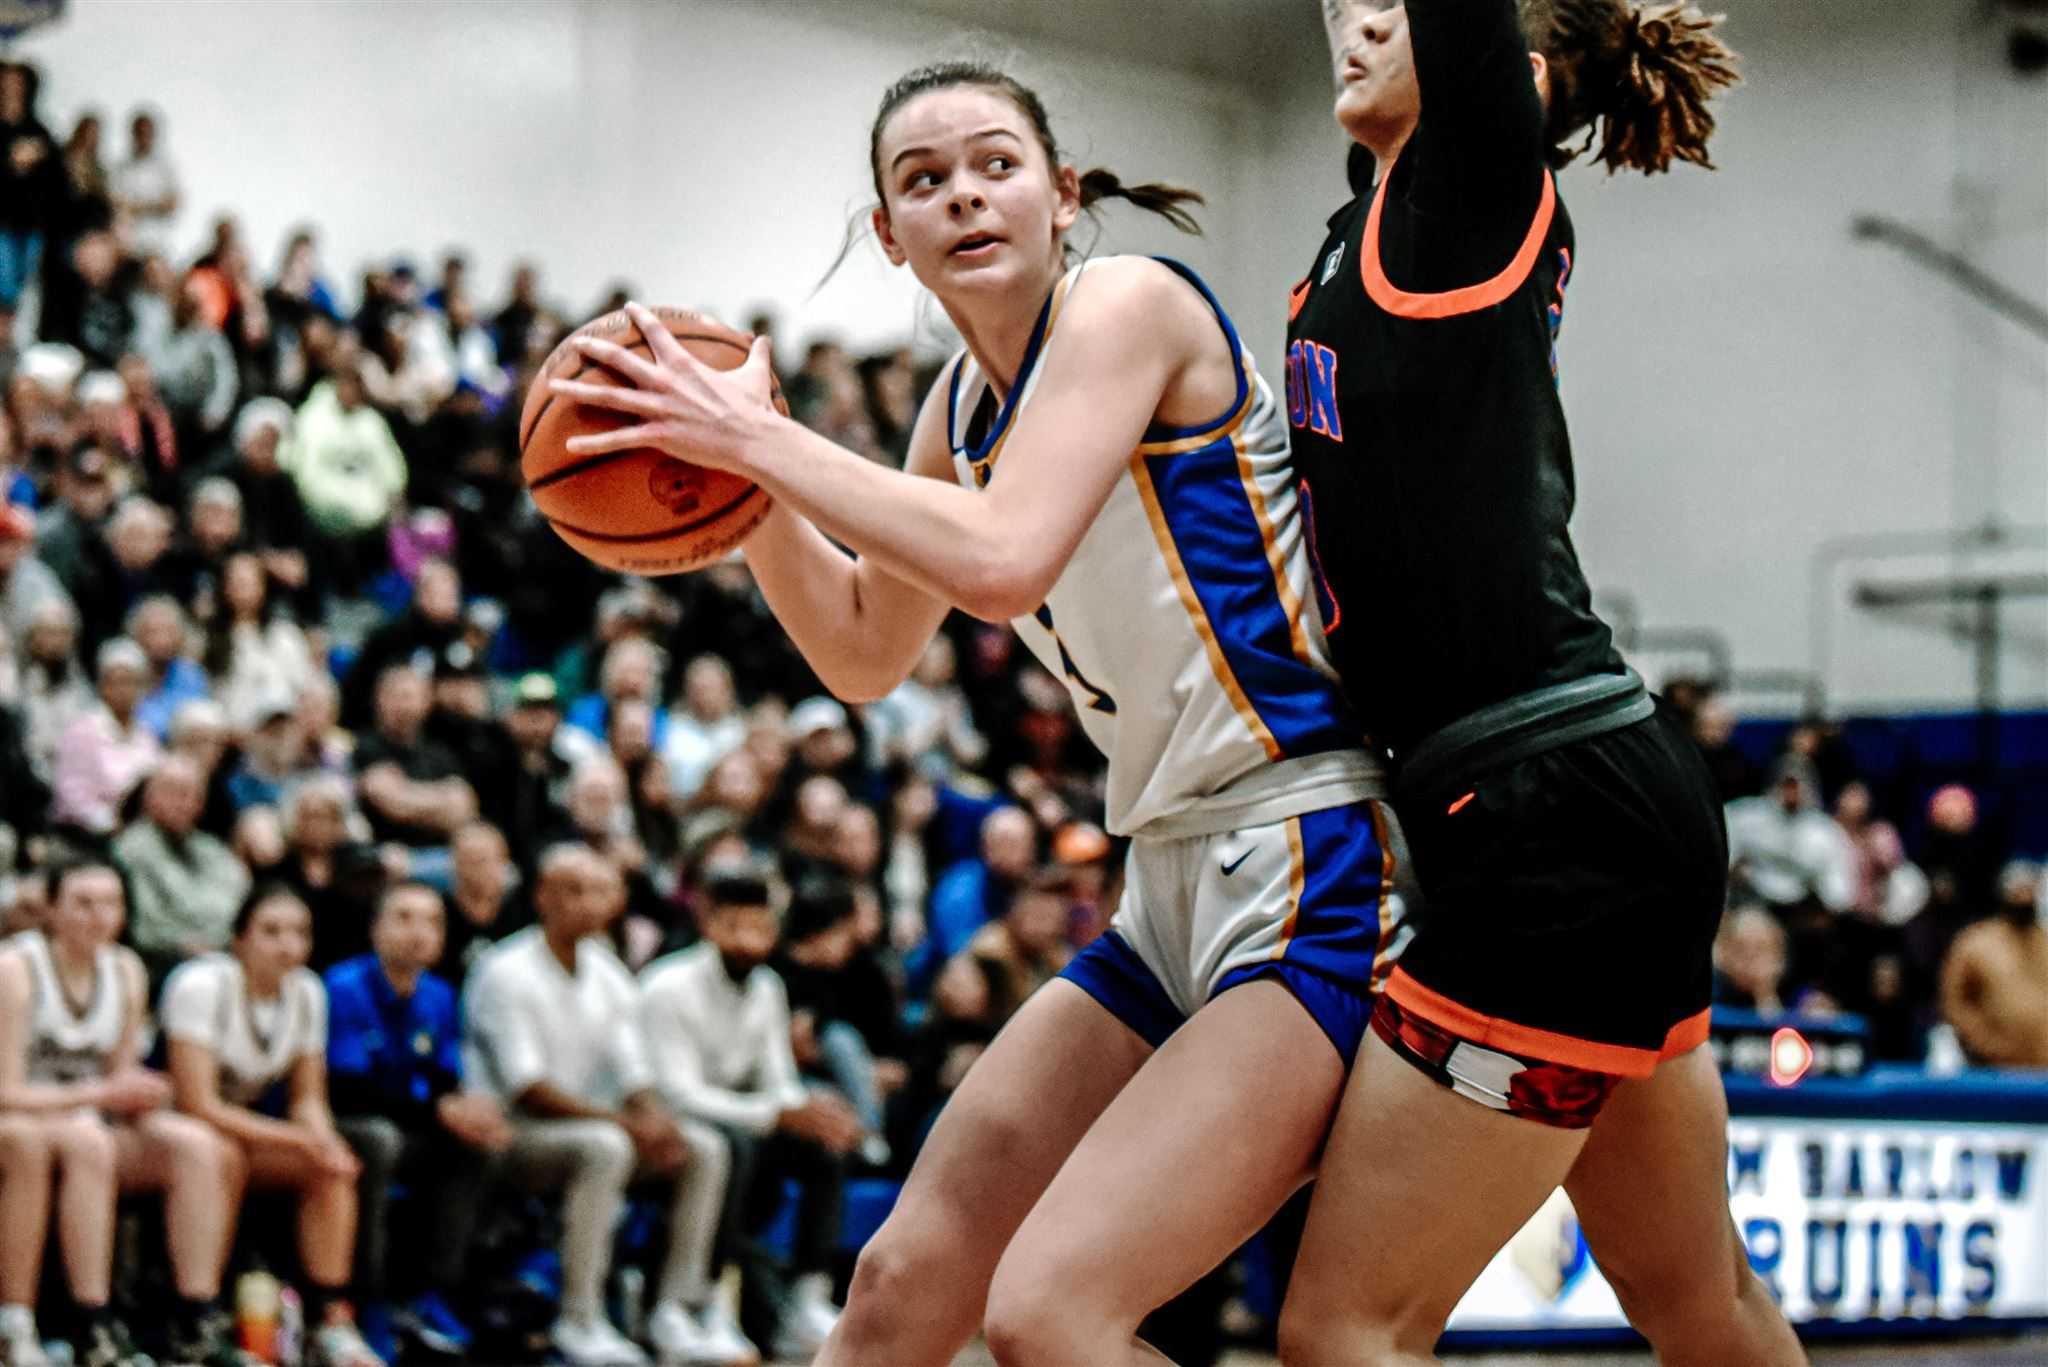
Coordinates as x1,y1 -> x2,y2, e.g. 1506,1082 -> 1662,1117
282,361 -> 406,590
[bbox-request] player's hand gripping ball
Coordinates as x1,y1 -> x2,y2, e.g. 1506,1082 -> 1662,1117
519,304 -> 784,575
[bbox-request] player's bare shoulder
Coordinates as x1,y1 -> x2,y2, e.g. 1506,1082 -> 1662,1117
1060,256 -> 1238,422
1065,255 -> 1215,342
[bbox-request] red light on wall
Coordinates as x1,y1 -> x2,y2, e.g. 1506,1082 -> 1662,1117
1768,1027 -> 1814,1087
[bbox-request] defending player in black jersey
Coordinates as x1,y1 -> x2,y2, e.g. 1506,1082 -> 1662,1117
1276,5 -> 1808,1366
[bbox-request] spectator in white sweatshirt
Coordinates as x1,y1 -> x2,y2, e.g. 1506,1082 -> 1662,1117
462,843 -> 740,1367
640,860 -> 863,1362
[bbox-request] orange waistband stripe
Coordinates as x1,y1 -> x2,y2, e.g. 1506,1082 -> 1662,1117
1385,968 -> 1707,1080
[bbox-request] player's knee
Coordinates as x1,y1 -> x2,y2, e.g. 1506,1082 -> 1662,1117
981,1268 -> 1082,1367
187,1121 -> 241,1189
1603,1239 -> 1750,1350
0,1118 -> 51,1169
842,1232 -> 917,1315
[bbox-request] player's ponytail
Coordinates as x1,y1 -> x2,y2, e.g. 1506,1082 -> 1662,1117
1076,168 -> 1205,236
1522,0 -> 1740,175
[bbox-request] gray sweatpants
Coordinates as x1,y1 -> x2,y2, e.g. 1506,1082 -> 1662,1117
496,1117 -> 729,1322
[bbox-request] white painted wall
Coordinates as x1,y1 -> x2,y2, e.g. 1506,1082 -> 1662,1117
18,0 -> 2048,713
19,0 -> 1253,357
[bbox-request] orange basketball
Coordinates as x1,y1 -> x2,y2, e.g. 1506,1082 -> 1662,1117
519,306 -> 780,576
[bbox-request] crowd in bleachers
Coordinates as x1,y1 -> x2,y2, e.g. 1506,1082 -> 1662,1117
3,56 -> 2047,1367
1,65 -> 1120,1367
1675,687 -> 2048,1068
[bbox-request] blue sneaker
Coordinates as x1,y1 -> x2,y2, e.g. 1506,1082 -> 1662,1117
355,1303 -> 399,1364
514,1248 -> 563,1306
396,1293 -> 474,1357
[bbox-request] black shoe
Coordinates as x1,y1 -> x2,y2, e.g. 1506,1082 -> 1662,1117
162,1310 -> 249,1367
75,1317 -> 153,1367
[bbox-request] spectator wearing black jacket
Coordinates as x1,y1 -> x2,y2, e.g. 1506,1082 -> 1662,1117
435,821 -> 524,990
352,663 -> 475,860
341,559 -> 463,729
41,229 -> 132,368
773,877 -> 904,1148
212,397 -> 322,618
0,60 -> 61,327
482,672 -> 573,871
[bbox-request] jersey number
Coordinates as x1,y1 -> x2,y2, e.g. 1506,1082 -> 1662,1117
1034,605 -> 1117,715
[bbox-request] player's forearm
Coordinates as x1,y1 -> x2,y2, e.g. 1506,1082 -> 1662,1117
512,1080 -> 616,1124
187,1093 -> 304,1150
741,418 -> 1045,623
0,1078 -> 108,1114
743,504 -> 935,703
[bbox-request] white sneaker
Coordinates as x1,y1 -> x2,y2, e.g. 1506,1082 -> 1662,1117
645,1301 -> 756,1367
693,1301 -> 760,1367
769,1276 -> 838,1360
309,1318 -> 387,1367
0,1307 -> 50,1367
792,1274 -> 839,1342
550,1315 -> 650,1367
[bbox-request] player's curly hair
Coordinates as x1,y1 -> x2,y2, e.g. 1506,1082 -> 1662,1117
1520,0 -> 1740,174
869,63 -> 1205,234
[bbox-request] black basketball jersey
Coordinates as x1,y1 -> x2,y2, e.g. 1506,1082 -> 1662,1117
1286,0 -> 1622,760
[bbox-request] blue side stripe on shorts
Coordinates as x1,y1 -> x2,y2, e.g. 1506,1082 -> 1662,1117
1284,804 -> 1387,982
1059,930 -> 1184,1049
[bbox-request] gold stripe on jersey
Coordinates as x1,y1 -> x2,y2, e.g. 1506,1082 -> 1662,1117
1128,445 -> 1284,762
1231,433 -> 1320,674
1131,383 -> 1256,458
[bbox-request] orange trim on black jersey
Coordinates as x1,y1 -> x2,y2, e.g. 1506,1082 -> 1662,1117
1384,968 -> 1705,1079
1361,157 -> 1557,321
1288,277 -> 1312,322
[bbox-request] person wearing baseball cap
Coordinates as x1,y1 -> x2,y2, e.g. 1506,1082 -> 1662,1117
487,672 -> 573,863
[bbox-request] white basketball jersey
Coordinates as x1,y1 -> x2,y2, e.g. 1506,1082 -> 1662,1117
16,931 -> 127,1085
948,258 -> 1383,838
160,954 -> 327,1106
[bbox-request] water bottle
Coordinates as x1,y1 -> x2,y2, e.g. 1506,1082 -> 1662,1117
277,1284 -> 304,1367
235,1269 -> 282,1364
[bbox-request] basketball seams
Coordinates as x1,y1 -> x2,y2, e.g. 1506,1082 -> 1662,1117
550,486 -> 773,573
545,483 -> 768,545
526,448 -> 639,494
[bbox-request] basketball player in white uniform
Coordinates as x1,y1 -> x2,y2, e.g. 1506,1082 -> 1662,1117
0,860 -> 241,1367
555,62 -> 1409,1367
163,885 -> 385,1367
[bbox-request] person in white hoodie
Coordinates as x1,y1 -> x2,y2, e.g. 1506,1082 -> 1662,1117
463,844 -> 736,1367
640,860 -> 865,1362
